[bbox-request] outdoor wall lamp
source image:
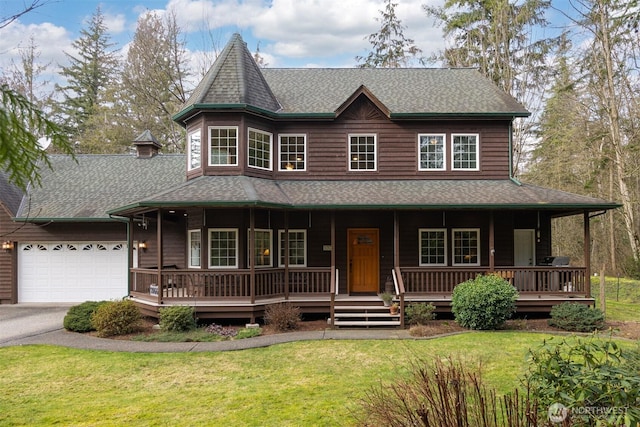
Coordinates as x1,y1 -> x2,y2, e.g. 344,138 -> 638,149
138,241 -> 148,251
2,241 -> 14,252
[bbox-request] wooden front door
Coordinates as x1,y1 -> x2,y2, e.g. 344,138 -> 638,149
348,228 -> 379,293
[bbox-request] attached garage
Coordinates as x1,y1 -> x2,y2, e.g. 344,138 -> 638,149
18,242 -> 130,303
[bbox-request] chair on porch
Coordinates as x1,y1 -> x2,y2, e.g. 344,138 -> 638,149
494,270 -> 514,285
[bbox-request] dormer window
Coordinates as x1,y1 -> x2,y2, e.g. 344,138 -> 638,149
187,130 -> 201,170
209,126 -> 238,166
248,128 -> 272,170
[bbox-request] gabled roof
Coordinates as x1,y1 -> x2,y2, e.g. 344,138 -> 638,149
109,176 -> 619,216
0,170 -> 24,215
174,34 -> 529,122
15,155 -> 185,221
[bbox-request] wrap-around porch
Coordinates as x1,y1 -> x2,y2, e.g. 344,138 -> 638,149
125,207 -> 596,325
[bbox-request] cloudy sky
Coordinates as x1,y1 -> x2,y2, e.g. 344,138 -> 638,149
1,0 -> 571,90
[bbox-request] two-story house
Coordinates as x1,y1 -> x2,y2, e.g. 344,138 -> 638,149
0,34 -> 618,326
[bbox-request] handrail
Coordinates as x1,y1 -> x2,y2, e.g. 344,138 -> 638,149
392,267 -> 406,328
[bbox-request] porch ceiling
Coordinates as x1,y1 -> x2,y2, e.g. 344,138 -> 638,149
107,176 -> 620,216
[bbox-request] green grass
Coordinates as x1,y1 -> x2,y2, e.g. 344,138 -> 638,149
1,332 -> 622,426
590,276 -> 640,321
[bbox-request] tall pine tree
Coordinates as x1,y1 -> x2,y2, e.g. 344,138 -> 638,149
54,6 -> 119,146
356,0 -> 422,68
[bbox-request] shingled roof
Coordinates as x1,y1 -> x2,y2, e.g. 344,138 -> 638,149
15,155 -> 185,221
109,176 -> 619,216
0,171 -> 24,215
175,34 -> 529,122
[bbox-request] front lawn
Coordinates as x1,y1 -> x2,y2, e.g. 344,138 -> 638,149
4,332 -> 632,426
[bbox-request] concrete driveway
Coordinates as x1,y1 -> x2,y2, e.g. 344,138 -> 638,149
0,304 -> 72,344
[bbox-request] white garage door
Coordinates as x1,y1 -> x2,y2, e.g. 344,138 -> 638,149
18,242 -> 129,303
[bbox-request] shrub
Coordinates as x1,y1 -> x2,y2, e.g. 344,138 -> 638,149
451,274 -> 518,330
63,301 -> 107,332
90,299 -> 142,337
159,306 -> 197,332
405,302 -> 436,325
548,302 -> 605,332
358,357 -> 537,426
263,303 -> 301,332
204,323 -> 237,339
525,336 -> 640,425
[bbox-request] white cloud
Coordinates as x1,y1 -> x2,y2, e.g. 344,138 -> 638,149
0,20 -> 72,73
103,12 -> 127,34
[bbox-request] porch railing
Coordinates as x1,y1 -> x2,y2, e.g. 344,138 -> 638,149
400,266 -> 586,294
130,267 -> 332,302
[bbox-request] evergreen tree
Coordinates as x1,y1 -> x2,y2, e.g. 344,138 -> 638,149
0,0 -> 74,189
425,0 -> 558,176
356,0 -> 422,68
54,6 -> 119,145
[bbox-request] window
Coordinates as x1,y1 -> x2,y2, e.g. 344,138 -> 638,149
279,134 -> 306,171
209,127 -> 238,166
187,130 -> 201,170
418,134 -> 446,170
419,229 -> 447,266
452,229 -> 480,266
249,229 -> 272,267
248,128 -> 272,170
209,229 -> 238,268
452,134 -> 479,170
188,230 -> 201,268
349,134 -> 376,171
279,230 -> 307,267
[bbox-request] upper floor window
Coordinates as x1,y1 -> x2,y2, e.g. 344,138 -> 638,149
279,230 -> 306,267
188,229 -> 201,268
209,126 -> 238,166
452,134 -> 479,170
209,228 -> 238,268
279,134 -> 306,171
248,128 -> 272,170
249,229 -> 272,267
418,134 -> 445,170
419,228 -> 447,266
187,130 -> 201,170
349,134 -> 376,171
452,228 -> 480,266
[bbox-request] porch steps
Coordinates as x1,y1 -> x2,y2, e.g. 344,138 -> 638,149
332,304 -> 401,328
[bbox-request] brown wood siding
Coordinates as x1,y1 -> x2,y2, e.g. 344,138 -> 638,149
133,214 -> 186,269
197,106 -> 512,181
0,205 -> 16,303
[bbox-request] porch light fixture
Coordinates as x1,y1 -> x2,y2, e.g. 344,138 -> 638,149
2,241 -> 13,252
138,241 -> 148,251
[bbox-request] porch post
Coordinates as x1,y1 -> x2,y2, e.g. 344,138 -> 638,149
156,209 -> 163,305
249,208 -> 256,306
393,211 -> 399,267
127,218 -> 133,296
330,211 -> 336,328
584,211 -> 591,297
284,210 -> 289,300
489,212 -> 495,272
